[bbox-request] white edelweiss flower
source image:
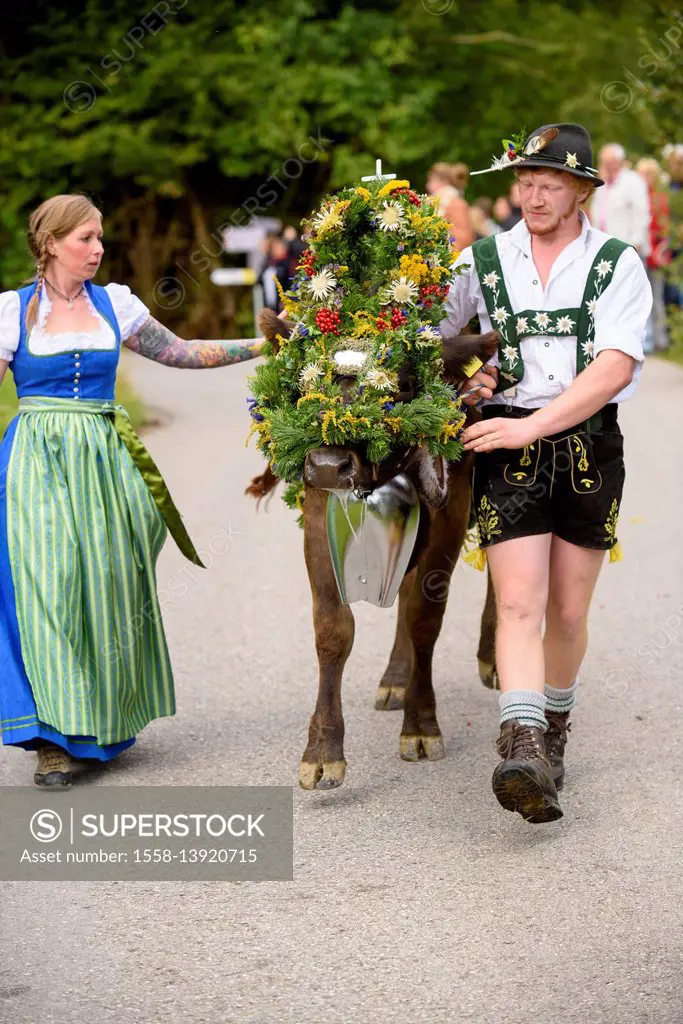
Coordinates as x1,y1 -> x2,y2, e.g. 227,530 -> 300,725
299,362 -> 324,390
516,316 -> 529,335
378,201 -> 405,232
534,312 -> 551,330
581,340 -> 595,359
387,276 -> 419,305
502,345 -> 519,367
308,269 -> 337,301
564,152 -> 579,168
585,297 -> 598,316
492,306 -> 510,325
333,349 -> 368,375
483,271 -> 500,288
556,316 -> 575,334
596,259 -> 613,279
364,368 -> 396,391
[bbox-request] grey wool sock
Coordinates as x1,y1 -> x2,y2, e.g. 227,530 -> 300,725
545,680 -> 578,715
499,689 -> 548,732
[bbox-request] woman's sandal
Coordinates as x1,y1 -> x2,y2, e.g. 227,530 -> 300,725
34,744 -> 73,789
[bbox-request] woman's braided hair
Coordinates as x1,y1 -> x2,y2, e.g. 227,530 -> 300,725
25,194 -> 101,333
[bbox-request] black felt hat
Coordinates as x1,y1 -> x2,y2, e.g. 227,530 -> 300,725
471,123 -> 604,187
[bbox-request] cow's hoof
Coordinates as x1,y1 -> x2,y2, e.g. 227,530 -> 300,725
299,760 -> 347,791
374,684 -> 406,711
399,734 -> 445,762
478,659 -> 500,690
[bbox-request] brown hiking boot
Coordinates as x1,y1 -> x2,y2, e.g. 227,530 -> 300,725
34,744 -> 72,790
492,720 -> 562,823
544,711 -> 571,791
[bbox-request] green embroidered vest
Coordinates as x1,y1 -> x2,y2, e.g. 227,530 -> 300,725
471,235 -> 630,398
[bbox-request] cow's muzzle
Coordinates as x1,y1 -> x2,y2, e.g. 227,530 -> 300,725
303,447 -> 369,491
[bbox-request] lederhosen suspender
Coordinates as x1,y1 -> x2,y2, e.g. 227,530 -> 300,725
471,235 -> 631,433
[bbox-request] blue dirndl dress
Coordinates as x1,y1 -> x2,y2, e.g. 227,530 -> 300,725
0,281 -> 177,760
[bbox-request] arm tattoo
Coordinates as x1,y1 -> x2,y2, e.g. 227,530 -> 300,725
124,317 -> 261,368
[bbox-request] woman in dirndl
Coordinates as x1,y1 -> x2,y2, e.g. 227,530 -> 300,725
0,194 -> 263,789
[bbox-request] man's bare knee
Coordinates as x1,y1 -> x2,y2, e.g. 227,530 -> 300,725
496,594 -> 545,629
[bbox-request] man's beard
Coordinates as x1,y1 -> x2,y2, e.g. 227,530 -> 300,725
526,217 -> 559,236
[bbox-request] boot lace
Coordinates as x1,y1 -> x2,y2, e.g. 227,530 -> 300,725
497,721 -> 548,764
545,713 -> 571,753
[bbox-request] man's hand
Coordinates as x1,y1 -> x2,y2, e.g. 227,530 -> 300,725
461,363 -> 498,405
462,415 -> 539,452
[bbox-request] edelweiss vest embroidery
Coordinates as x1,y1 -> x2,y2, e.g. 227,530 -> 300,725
471,235 -> 630,391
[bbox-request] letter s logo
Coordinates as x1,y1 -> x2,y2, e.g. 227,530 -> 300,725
30,809 -> 63,843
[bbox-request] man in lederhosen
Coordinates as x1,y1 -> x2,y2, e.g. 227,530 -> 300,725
440,124 -> 652,823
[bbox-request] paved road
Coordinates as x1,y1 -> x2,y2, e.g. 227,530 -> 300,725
2,351 -> 682,1024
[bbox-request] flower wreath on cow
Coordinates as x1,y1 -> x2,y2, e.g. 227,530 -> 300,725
246,177 -> 473,518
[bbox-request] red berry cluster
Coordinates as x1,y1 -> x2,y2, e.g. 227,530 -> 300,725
376,313 -> 390,331
315,308 -> 341,335
300,249 -> 317,278
390,308 -> 407,329
393,187 -> 422,207
420,283 -> 449,309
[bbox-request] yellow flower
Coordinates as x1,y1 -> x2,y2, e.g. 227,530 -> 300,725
399,254 -> 430,283
427,265 -> 451,282
441,412 -> 466,441
354,187 -> 371,200
275,277 -> 298,316
350,311 -> 381,338
297,392 -> 342,408
377,179 -> 411,198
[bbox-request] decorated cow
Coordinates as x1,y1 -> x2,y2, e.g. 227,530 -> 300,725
246,172 -> 497,790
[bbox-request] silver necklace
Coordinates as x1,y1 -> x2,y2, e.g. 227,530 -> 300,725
45,278 -> 84,310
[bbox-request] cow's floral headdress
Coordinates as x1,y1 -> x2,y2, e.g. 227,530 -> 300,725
247,176 -> 469,512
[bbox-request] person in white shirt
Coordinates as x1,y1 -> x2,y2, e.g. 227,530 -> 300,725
590,143 -> 651,256
440,123 -> 652,824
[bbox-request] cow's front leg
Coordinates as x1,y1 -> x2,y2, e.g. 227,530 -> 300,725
399,475 -> 470,761
398,546 -> 448,762
375,573 -> 415,711
299,489 -> 354,791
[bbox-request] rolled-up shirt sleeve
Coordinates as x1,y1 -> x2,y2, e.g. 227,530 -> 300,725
438,247 -> 478,341
593,247 -> 652,364
0,291 -> 20,363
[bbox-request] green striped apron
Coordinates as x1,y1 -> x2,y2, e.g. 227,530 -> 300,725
5,397 -> 199,744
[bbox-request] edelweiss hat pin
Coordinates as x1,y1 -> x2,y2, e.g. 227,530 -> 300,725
471,123 -> 604,187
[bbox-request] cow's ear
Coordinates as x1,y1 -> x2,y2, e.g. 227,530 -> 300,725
441,330 -> 499,381
257,309 -> 293,353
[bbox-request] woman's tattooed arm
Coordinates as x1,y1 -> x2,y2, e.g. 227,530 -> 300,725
124,317 -> 264,368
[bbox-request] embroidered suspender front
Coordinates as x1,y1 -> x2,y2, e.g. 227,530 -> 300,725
472,236 -> 631,396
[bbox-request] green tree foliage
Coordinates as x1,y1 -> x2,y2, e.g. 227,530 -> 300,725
0,0 -> 664,335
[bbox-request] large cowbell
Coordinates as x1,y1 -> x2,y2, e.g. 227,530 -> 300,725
325,475 -> 420,608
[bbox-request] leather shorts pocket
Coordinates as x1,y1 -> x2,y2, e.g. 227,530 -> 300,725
503,442 -> 542,488
568,433 -> 603,494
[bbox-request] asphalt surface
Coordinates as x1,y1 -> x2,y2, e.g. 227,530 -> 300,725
1,350 -> 682,1024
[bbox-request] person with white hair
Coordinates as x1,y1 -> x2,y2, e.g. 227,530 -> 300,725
590,143 -> 650,257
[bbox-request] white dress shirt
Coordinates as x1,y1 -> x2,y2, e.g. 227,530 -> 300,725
590,167 -> 651,255
441,212 -> 652,409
